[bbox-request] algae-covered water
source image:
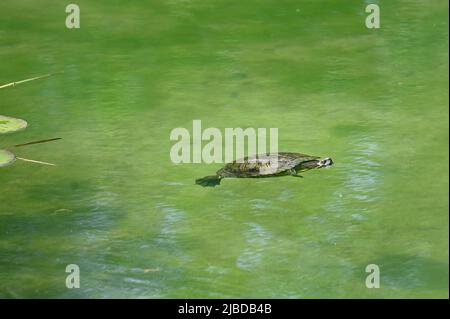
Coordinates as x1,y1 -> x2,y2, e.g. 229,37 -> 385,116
0,0 -> 448,298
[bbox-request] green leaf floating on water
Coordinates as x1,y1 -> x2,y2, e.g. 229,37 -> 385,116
0,149 -> 16,167
0,115 -> 26,167
0,115 -> 28,134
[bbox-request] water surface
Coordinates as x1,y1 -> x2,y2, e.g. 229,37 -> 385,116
0,0 -> 448,298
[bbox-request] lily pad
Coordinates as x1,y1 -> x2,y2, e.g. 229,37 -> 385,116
0,115 -> 28,134
0,149 -> 16,167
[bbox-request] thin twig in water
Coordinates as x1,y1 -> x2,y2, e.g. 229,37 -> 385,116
0,72 -> 63,89
16,157 -> 56,166
13,138 -> 62,148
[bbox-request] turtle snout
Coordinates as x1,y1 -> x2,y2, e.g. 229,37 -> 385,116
320,157 -> 333,167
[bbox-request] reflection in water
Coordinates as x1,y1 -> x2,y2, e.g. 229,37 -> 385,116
155,203 -> 184,245
344,137 -> 380,205
311,136 -> 382,247
328,136 -> 381,217
154,203 -> 190,261
236,223 -> 272,271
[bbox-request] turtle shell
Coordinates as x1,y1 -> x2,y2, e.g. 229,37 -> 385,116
217,152 -> 319,177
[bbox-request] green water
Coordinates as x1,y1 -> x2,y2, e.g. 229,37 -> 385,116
0,0 -> 448,298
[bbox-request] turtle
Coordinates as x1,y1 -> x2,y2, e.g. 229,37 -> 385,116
195,152 -> 333,187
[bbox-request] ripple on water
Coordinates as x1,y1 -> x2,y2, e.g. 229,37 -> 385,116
154,203 -> 191,263
249,199 -> 272,210
236,223 -> 272,271
277,189 -> 294,202
327,137 -> 382,216
155,203 -> 186,246
315,137 -> 382,244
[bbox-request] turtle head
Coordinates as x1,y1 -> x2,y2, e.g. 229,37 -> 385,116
318,157 -> 333,168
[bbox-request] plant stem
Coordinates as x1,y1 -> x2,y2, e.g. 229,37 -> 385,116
16,157 -> 56,166
13,138 -> 62,148
0,72 -> 62,89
